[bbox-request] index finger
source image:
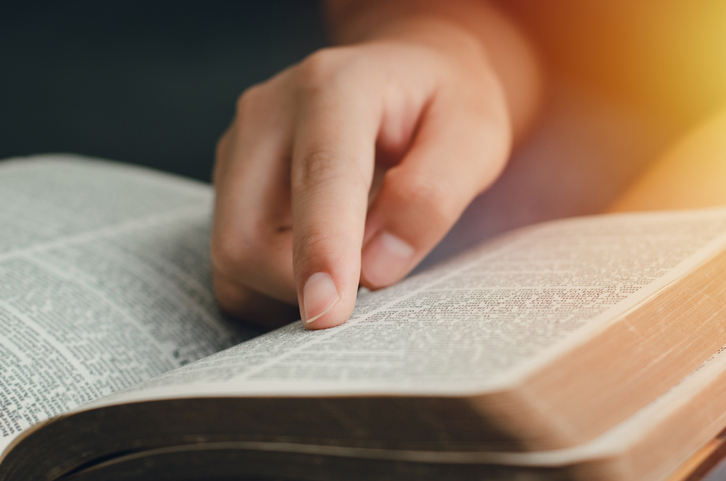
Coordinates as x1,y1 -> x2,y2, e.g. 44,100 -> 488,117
290,72 -> 380,329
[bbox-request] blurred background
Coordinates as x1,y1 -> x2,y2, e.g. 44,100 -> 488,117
4,0 -> 726,185
3,0 -> 726,261
0,0 -> 326,182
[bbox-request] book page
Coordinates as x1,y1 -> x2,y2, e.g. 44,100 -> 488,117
96,206 -> 726,404
0,156 -> 258,452
45,342 -> 726,476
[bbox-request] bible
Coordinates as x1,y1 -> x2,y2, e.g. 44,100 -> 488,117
2,154 -> 726,481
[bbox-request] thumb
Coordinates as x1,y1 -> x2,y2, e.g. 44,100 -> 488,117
361,93 -> 510,289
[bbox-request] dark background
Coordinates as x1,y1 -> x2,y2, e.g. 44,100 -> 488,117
0,0 -> 326,182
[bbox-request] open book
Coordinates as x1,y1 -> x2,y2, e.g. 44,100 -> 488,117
2,155 -> 726,481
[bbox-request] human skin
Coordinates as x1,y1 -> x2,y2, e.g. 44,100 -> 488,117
211,0 -> 541,330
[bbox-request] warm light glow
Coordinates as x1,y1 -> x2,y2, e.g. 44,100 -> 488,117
500,0 -> 726,124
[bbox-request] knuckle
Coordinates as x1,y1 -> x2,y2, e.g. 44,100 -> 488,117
234,84 -> 266,118
293,146 -> 339,189
210,225 -> 256,281
292,146 -> 367,193
389,170 -> 456,229
293,229 -> 337,263
297,48 -> 342,87
467,114 -> 512,186
295,47 -> 366,96
457,32 -> 489,68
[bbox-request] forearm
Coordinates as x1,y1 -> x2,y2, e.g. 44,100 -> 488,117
323,0 -> 542,142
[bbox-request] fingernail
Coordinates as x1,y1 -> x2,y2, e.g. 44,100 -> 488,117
362,231 -> 415,288
303,272 -> 340,324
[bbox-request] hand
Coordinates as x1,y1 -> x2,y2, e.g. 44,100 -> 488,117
211,20 -> 512,330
